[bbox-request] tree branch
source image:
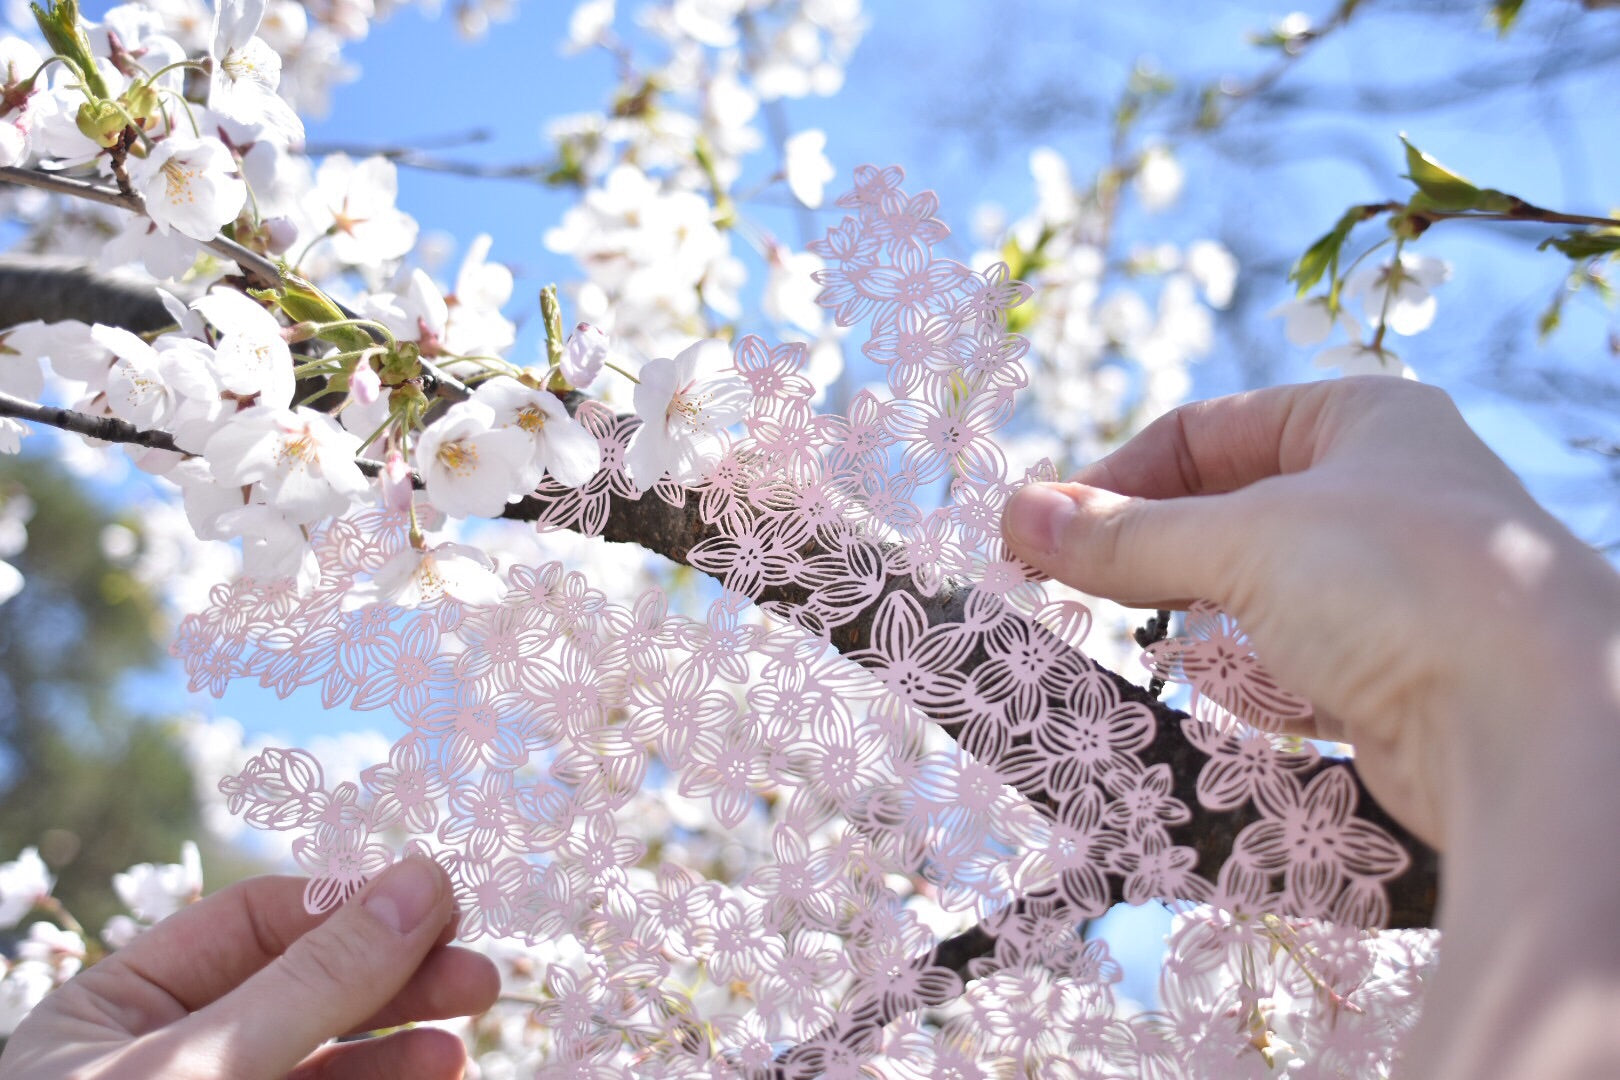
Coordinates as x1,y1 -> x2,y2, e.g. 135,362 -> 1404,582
0,388 -> 398,479
0,388 -> 188,453
1363,197 -> 1620,232
508,479 -> 1440,930
0,166 -> 283,289
0,173 -> 474,403
0,260 -> 1441,999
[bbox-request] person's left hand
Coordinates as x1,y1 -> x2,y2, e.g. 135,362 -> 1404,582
0,857 -> 500,1079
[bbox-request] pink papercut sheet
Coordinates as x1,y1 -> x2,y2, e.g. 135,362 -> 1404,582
177,166 -> 1437,1077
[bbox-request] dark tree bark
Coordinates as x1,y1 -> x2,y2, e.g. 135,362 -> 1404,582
0,259 -> 1441,943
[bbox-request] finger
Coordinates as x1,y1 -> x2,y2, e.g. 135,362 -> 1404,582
1072,381 -> 1342,498
168,857 -> 456,1079
287,1026 -> 469,1080
1002,482 -> 1249,607
1278,706 -> 1347,743
68,876 -> 333,1034
343,944 -> 500,1036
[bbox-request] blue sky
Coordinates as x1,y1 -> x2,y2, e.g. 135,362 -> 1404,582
18,0 -> 1620,1005
291,0 -> 1620,526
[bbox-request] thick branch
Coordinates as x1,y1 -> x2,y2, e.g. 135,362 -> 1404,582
0,255 -> 175,331
508,481 -> 1440,930
0,258 -> 1441,942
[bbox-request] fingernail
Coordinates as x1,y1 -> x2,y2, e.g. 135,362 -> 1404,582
1003,485 -> 1075,557
363,857 -> 442,934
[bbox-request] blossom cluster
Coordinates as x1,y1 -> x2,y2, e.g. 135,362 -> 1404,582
0,844 -> 201,1036
970,146 -> 1239,473
1271,252 -> 1450,379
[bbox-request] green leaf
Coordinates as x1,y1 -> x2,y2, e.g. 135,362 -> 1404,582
1400,136 -> 1483,211
1538,230 -> 1620,261
255,272 -> 375,353
1289,206 -> 1366,296
1536,293 -> 1562,343
1489,0 -> 1525,35
31,0 -> 108,99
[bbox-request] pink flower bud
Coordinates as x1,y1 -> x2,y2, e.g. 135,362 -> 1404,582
263,216 -> 298,255
350,362 -> 381,407
382,449 -> 414,512
562,323 -> 608,388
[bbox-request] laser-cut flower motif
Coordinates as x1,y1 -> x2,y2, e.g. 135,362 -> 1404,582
178,167 -> 1429,1077
1232,766 -> 1408,918
1144,600 -> 1313,732
293,824 -> 392,913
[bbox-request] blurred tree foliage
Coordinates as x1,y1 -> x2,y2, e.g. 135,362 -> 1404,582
0,455 -> 200,933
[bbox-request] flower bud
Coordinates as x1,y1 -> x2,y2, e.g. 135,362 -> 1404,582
121,83 -> 160,130
74,99 -> 126,148
263,216 -> 298,254
381,449 -> 414,512
349,361 -> 381,407
562,322 -> 608,388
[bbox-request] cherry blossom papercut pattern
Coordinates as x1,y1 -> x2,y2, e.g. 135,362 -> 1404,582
179,168 -> 1437,1077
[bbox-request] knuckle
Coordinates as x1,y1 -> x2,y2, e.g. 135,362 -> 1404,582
276,928 -> 368,996
1089,496 -> 1142,578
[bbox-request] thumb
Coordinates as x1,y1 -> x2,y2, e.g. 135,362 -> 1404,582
1001,482 -> 1241,608
171,856 -> 456,1078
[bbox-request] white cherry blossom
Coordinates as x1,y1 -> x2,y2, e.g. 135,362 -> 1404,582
1315,339 -> 1416,379
444,234 -> 515,358
191,288 -> 295,408
92,325 -> 219,431
101,216 -> 204,280
1343,253 -> 1451,337
564,0 -> 614,53
210,0 -> 305,143
471,377 -> 601,489
204,405 -> 370,522
215,502 -> 321,587
623,338 -> 749,487
342,541 -> 507,610
1134,143 -> 1184,212
0,38 -> 42,168
0,849 -> 52,929
1269,296 -> 1361,347
304,154 -> 418,265
563,323 -> 609,387
365,268 -> 448,348
112,841 -> 202,922
0,960 -> 54,1035
129,136 -> 248,242
414,399 -> 536,518
784,128 -> 835,209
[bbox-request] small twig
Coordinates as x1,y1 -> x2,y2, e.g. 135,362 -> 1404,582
0,166 -> 282,288
1132,608 -> 1173,698
1572,435 -> 1620,458
300,136 -> 553,185
1182,0 -> 1361,133
0,388 -> 189,454
0,167 -> 470,403
1361,197 -> 1620,232
0,389 -> 401,480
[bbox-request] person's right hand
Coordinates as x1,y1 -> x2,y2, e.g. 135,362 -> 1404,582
1000,376 -> 1620,851
0,858 -> 499,1079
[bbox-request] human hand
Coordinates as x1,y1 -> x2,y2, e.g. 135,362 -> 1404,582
0,858 -> 499,1079
1001,376 -> 1620,851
